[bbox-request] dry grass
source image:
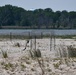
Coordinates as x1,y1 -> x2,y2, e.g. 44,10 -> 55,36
1,50 -> 8,58
67,45 -> 76,57
29,49 -> 42,58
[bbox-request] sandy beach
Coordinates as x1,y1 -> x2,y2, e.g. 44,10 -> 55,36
0,38 -> 76,75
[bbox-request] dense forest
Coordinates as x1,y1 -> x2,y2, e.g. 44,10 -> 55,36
0,5 -> 76,29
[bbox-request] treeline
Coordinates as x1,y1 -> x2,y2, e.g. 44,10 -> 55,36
0,5 -> 76,29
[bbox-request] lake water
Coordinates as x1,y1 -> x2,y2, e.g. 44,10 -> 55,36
0,29 -> 76,35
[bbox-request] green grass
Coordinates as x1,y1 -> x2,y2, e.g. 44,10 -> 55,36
0,35 -> 30,40
56,35 -> 76,39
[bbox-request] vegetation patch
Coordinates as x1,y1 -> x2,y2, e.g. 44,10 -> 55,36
1,50 -> 8,58
14,42 -> 20,47
29,49 -> 42,58
67,45 -> 76,57
56,35 -> 76,39
4,63 -> 13,70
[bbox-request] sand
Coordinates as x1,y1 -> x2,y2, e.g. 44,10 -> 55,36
0,38 -> 76,75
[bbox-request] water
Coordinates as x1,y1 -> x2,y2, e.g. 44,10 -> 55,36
0,29 -> 76,35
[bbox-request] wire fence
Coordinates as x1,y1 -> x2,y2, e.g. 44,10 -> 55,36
0,30 -> 76,58
0,31 -> 56,51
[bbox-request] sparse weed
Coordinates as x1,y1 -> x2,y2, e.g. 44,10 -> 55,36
4,63 -> 13,70
29,50 -> 34,58
53,63 -> 59,69
31,68 -> 35,71
1,50 -> 8,58
64,58 -> 69,66
29,49 -> 41,59
33,49 -> 41,58
21,64 -> 26,68
29,49 -> 45,75
47,68 -> 51,72
21,63 -> 26,71
14,42 -> 20,47
1,62 -> 5,65
26,61 -> 31,64
67,45 -> 76,57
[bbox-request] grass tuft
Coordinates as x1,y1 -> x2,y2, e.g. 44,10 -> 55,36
67,45 -> 76,57
1,50 -> 8,58
14,42 -> 20,47
4,63 -> 13,70
29,49 -> 41,58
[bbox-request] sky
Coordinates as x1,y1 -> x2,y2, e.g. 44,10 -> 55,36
0,0 -> 76,11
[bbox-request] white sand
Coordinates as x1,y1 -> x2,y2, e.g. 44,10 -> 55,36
0,38 -> 76,75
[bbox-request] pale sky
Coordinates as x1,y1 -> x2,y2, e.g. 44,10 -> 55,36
0,0 -> 76,11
